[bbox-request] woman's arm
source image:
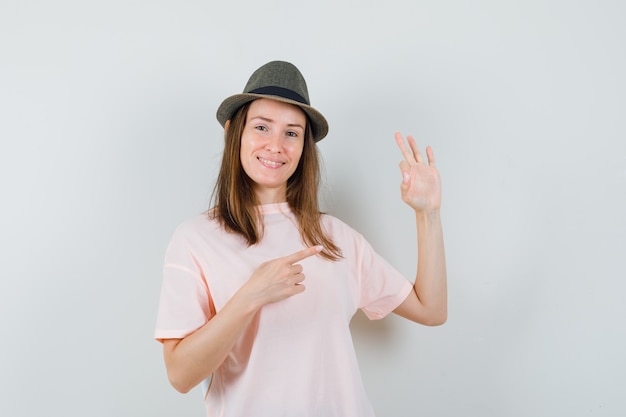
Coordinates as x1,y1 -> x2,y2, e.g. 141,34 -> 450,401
392,132 -> 447,326
163,245 -> 323,393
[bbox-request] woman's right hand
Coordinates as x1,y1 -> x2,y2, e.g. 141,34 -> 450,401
163,244 -> 324,393
239,245 -> 323,307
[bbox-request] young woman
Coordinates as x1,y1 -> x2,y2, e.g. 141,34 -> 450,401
155,61 -> 447,417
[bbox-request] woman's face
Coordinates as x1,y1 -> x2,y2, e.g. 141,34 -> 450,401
240,98 -> 306,204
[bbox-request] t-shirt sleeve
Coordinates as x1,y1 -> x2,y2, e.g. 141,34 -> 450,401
154,224 -> 213,342
354,233 -> 414,320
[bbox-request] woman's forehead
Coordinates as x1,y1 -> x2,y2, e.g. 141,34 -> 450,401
247,98 -> 307,125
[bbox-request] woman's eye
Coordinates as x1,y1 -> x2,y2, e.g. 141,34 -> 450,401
286,131 -> 298,137
255,125 -> 268,132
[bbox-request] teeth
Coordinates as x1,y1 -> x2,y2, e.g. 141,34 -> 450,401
258,157 -> 284,167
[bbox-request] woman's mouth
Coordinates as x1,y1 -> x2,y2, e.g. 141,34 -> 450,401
258,156 -> 285,168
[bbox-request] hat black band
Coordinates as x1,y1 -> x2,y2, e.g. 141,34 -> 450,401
248,86 -> 308,105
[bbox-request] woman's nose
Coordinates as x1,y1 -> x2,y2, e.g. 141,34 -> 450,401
265,133 -> 282,152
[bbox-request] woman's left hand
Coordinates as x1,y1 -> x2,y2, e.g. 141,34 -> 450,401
395,132 -> 442,212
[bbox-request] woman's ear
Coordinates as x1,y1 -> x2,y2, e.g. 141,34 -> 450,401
224,120 -> 231,131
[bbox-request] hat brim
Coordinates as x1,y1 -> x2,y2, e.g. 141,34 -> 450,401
216,93 -> 329,142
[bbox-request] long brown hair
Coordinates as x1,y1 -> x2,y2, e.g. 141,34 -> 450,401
211,101 -> 342,261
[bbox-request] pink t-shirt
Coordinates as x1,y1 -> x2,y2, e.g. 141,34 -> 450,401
155,203 -> 413,417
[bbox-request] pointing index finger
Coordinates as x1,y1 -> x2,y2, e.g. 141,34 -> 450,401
285,245 -> 324,264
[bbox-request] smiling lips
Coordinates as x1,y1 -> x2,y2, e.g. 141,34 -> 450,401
257,156 -> 286,168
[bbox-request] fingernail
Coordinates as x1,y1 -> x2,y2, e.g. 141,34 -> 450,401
403,173 -> 410,183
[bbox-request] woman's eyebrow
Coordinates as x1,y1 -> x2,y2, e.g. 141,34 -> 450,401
249,116 -> 304,130
249,115 -> 273,123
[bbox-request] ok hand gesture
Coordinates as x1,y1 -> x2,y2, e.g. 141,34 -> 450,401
395,132 -> 442,212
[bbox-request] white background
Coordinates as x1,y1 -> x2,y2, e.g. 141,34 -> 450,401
1,1 -> 625,416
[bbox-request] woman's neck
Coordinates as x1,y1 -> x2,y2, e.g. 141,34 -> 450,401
254,186 -> 287,205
